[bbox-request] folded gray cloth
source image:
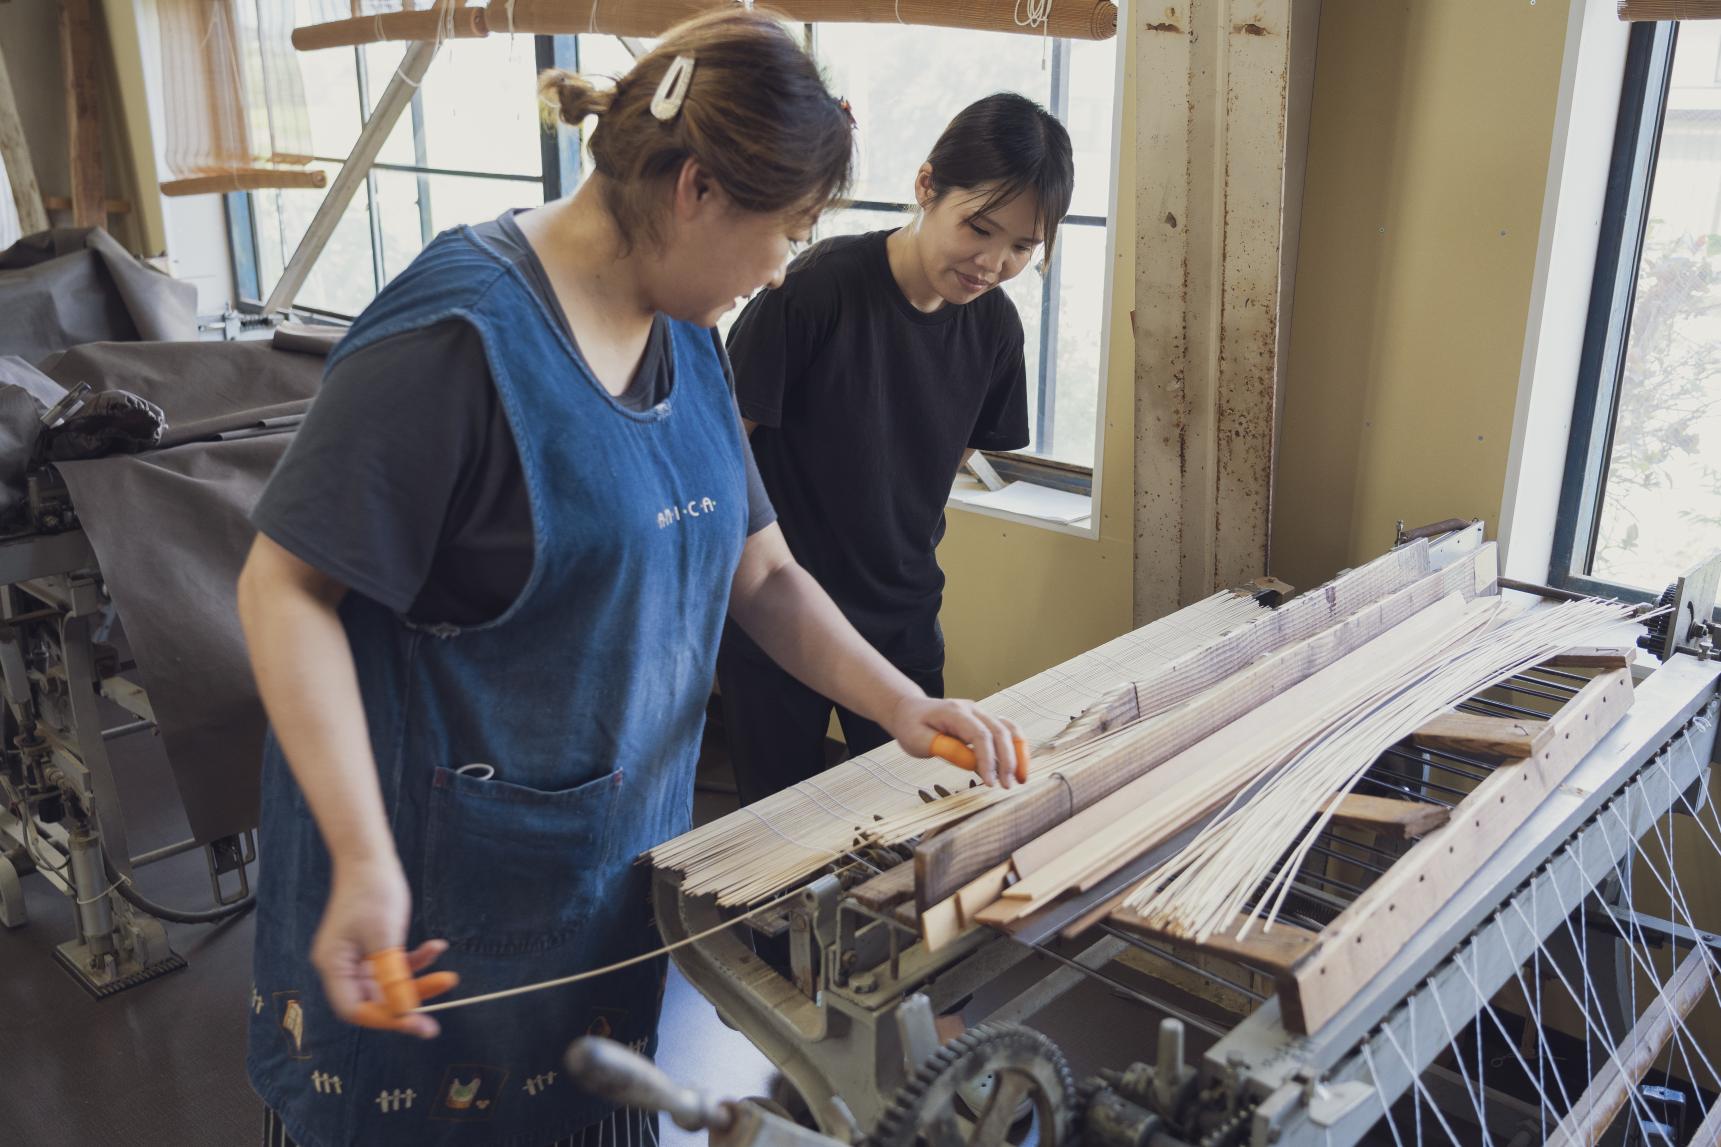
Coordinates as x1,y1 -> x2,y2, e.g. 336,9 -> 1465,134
0,356 -> 65,517
0,227 -> 196,364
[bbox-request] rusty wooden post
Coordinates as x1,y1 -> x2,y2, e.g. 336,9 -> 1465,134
1133,0 -> 1315,621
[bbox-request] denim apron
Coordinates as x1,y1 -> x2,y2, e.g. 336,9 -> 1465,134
246,226 -> 749,1147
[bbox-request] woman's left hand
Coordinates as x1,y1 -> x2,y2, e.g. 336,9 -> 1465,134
888,695 -> 1026,788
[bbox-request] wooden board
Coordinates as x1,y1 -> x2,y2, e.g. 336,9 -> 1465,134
1280,666 -> 1635,1034
920,861 -> 1011,952
1110,907 -> 1319,975
1321,793 -> 1448,840
848,862 -> 915,912
1545,646 -> 1634,668
1410,712 -> 1550,759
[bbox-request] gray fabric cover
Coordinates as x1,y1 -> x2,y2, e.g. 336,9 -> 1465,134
43,340 -> 321,844
0,228 -> 197,365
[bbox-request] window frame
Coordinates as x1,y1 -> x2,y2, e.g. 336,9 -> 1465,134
225,34 -> 577,315
1549,20 -> 1678,604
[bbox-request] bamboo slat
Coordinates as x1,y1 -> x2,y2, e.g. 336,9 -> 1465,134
913,541 -> 1493,909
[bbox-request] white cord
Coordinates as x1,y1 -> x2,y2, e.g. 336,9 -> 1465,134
76,871 -> 130,907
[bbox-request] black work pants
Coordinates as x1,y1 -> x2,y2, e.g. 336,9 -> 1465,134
715,620 -> 944,807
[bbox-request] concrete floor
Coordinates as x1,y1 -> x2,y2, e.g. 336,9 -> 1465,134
0,715 -> 1217,1147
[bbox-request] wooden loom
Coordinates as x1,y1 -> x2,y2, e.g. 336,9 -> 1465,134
653,532 -> 1650,1036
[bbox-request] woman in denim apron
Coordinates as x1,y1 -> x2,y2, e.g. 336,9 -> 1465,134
236,13 -> 1025,1147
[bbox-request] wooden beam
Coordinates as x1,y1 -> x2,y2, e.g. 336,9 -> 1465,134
1282,666 -> 1635,1034
159,168 -> 327,197
1134,0 -> 1301,620
1545,948 -> 1710,1147
0,39 -> 46,234
1321,793 -> 1449,840
60,0 -> 104,228
1113,943 -> 1266,1016
1110,907 -> 1319,976
98,0 -> 167,254
1411,712 -> 1550,759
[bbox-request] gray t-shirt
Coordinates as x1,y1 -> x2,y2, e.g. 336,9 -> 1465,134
253,211 -> 775,627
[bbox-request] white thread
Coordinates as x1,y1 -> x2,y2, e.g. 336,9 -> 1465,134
76,871 -> 130,907
1427,974 -> 1494,1147
1379,1024 -> 1467,1146
417,878 -> 816,1014
1358,1041 -> 1405,1147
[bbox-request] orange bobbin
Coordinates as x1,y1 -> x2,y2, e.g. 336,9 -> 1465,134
929,733 -> 1031,785
352,948 -> 461,1032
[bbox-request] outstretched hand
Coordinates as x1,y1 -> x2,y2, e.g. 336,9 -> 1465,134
887,695 -> 1028,788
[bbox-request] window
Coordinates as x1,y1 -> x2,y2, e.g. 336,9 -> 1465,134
231,15 -> 579,315
1554,21 -> 1721,600
813,26 -> 1118,470
232,21 -> 1121,477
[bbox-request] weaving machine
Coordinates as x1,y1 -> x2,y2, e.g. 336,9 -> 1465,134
629,523 -> 1721,1147
0,338 -> 319,996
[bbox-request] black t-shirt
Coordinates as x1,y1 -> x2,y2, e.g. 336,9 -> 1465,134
253,211 -> 775,627
727,230 -> 1029,666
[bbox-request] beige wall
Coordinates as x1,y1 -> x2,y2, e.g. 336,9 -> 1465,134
1272,0 -> 1572,592
936,37 -> 1137,702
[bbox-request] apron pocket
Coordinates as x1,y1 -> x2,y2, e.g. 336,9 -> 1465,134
422,765 -> 621,956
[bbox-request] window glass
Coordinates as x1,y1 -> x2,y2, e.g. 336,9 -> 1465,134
1591,23 -> 1721,589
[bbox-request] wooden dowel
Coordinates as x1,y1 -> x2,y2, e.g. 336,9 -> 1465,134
292,7 -> 490,52
296,0 -> 1116,46
493,0 -> 1117,39
1545,949 -> 1711,1147
160,168 -> 328,197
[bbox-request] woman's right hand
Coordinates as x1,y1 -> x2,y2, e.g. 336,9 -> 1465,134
312,855 -> 447,1039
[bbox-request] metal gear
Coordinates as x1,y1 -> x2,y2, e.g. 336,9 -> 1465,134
1638,583 -> 1680,653
868,1022 -> 1075,1147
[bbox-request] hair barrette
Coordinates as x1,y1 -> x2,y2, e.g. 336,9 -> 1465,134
651,54 -> 696,122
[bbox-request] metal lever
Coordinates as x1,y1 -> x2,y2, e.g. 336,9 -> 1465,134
40,382 -> 92,429
564,1036 -> 733,1133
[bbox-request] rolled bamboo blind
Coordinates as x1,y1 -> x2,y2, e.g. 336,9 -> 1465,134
158,0 -> 325,197
1618,1 -> 1721,18
293,0 -> 1117,51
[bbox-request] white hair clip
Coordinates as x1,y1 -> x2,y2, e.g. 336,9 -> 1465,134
651,54 -> 696,122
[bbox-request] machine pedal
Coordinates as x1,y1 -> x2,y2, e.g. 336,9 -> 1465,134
53,942 -> 187,998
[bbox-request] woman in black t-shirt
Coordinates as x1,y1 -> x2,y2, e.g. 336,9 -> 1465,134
720,92 -> 1075,804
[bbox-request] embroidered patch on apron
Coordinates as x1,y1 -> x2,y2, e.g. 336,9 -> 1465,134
432,1064 -> 511,1122
273,991 -> 311,1060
